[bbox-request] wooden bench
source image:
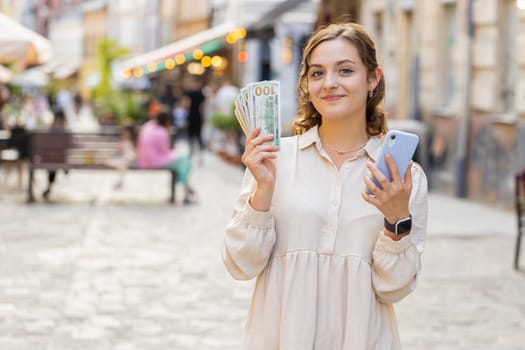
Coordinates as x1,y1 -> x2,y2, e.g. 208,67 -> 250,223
515,170 -> 525,270
27,129 -> 178,203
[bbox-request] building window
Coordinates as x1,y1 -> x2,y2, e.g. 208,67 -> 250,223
373,11 -> 384,62
178,0 -> 209,22
500,0 -> 519,112
397,9 -> 415,119
437,2 -> 457,110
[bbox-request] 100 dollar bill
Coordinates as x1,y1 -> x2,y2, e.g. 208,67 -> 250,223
250,81 -> 280,146
234,80 -> 281,146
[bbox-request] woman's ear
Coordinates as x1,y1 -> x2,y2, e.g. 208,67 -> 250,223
368,66 -> 383,91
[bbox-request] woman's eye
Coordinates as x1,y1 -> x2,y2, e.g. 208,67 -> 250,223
310,71 -> 323,78
340,68 -> 353,74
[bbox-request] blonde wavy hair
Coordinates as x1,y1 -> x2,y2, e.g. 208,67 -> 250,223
294,22 -> 387,136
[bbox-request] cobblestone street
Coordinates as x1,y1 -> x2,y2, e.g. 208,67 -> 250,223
0,153 -> 523,349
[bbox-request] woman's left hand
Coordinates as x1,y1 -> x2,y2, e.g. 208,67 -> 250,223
361,154 -> 412,224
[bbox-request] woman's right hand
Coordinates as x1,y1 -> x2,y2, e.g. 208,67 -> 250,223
241,127 -> 279,211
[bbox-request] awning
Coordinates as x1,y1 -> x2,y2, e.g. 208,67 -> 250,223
0,12 -> 52,65
53,60 -> 80,79
249,0 -> 305,31
120,21 -> 243,74
119,0 -> 305,77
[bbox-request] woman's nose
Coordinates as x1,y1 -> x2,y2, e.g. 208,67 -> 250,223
323,72 -> 338,89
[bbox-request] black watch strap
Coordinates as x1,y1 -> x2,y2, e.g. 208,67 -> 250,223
384,215 -> 412,235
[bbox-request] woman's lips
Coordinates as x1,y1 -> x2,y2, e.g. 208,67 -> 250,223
322,94 -> 344,101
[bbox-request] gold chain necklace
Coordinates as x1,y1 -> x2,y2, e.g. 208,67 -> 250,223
321,139 -> 368,155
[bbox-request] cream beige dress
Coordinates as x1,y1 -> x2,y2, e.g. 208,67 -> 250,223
222,125 -> 428,350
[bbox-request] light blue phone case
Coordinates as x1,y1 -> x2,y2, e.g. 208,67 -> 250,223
367,130 -> 419,192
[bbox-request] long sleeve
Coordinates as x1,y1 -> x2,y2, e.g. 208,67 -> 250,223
371,163 -> 428,304
222,169 -> 277,280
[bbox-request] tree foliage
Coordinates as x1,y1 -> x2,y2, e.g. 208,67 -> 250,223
91,39 -> 144,125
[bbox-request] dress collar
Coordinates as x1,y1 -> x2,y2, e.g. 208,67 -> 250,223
297,124 -> 384,161
297,125 -> 321,150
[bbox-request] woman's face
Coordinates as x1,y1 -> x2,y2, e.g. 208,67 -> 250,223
307,37 -> 376,122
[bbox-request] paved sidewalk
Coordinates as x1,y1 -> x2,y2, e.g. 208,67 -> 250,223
0,153 -> 252,350
399,183 -> 523,349
427,193 -> 516,238
0,153 -> 523,349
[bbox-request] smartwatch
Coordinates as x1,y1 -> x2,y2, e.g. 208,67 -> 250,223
384,215 -> 412,235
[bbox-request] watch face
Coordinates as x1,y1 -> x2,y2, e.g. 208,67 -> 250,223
396,217 -> 412,234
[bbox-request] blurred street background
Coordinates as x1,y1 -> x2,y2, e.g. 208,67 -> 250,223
0,0 -> 525,349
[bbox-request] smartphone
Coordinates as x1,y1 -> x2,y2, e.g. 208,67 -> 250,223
366,130 -> 419,193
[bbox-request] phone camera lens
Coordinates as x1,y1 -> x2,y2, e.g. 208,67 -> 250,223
390,134 -> 396,140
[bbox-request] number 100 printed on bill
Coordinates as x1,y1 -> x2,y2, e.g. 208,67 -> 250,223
234,80 -> 281,146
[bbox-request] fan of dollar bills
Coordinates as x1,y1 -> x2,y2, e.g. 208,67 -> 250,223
234,80 -> 281,146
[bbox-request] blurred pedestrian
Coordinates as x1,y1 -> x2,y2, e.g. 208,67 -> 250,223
0,83 -> 9,130
73,91 -> 83,114
214,78 -> 239,116
56,88 -> 72,110
214,78 -> 242,159
42,109 -> 68,200
2,119 -> 29,189
159,83 -> 177,112
147,97 -> 161,121
56,88 -> 73,118
222,22 -> 428,349
105,124 -> 137,190
184,77 -> 206,163
173,95 -> 190,133
137,111 -> 197,205
202,79 -> 220,150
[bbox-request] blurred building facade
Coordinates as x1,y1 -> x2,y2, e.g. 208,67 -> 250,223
1,0 -> 316,126
3,0 -> 523,207
329,0 -> 524,207
215,0 -> 318,133
36,0 -> 208,94
117,0 -> 318,131
0,1 -> 211,87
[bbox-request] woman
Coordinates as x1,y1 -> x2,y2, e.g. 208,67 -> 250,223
137,111 -> 196,204
222,22 -> 428,349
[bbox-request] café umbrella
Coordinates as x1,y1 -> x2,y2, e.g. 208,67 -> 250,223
0,12 -> 52,65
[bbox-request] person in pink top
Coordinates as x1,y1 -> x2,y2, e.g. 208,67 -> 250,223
137,111 -> 196,204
